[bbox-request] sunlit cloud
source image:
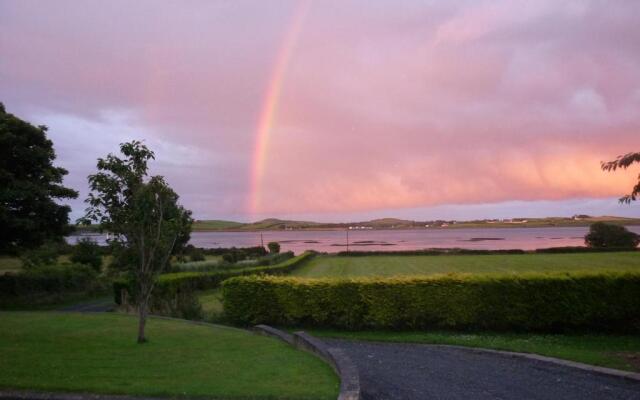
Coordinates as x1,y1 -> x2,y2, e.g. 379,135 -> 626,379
1,0 -> 638,220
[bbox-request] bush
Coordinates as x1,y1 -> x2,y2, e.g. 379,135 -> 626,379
585,222 -> 639,249
189,248 -> 206,262
113,251 -> 315,318
222,272 -> 640,332
0,264 -> 102,306
267,242 -> 280,254
20,241 -> 60,269
70,238 -> 103,271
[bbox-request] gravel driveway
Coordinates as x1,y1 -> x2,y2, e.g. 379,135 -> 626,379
324,339 -> 640,400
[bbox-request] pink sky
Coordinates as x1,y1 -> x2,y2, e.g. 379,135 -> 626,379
1,0 -> 638,221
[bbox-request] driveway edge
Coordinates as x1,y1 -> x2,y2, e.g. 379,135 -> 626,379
253,325 -> 361,400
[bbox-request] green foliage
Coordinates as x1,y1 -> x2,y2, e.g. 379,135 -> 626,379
602,152 -> 640,203
81,141 -> 193,341
70,238 -> 103,271
20,241 -> 61,269
0,264 -> 101,307
113,252 -> 314,319
585,222 -> 639,249
0,103 -> 78,253
189,248 -> 206,262
267,241 -> 281,254
222,272 -> 640,332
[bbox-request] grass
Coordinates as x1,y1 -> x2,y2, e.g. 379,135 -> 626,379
193,220 -> 244,231
0,312 -> 338,399
309,329 -> 640,372
198,288 -> 224,317
291,252 -> 640,278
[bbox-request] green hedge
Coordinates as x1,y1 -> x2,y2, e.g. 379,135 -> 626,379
113,252 -> 316,317
221,272 -> 640,332
0,264 -> 101,307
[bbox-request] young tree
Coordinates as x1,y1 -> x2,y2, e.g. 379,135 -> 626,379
82,141 -> 192,343
601,152 -> 640,203
0,103 -> 78,253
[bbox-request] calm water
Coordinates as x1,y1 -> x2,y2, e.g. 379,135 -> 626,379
69,226 -> 640,254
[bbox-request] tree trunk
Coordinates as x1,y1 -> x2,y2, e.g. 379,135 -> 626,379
137,297 -> 148,344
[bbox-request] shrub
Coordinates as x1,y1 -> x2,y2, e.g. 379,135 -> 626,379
189,248 -> 206,262
70,238 -> 103,271
0,264 -> 102,306
222,272 -> 640,332
267,242 -> 280,254
20,241 -> 60,269
585,222 -> 639,249
113,251 -> 315,318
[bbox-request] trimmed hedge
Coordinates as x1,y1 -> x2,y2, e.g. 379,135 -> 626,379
113,251 -> 316,316
0,264 -> 101,307
222,272 -> 640,332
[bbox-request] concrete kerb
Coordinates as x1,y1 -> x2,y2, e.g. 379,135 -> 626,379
252,325 -> 361,400
293,332 -> 361,400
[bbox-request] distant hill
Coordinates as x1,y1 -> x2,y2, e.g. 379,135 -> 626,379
192,215 -> 640,232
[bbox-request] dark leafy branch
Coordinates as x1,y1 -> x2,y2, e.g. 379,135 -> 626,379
601,152 -> 640,204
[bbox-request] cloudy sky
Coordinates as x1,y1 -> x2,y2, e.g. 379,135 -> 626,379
1,0 -> 638,222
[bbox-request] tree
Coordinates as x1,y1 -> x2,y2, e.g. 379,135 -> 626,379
70,238 -> 103,272
81,141 -> 192,343
0,102 -> 78,253
267,241 -> 280,254
585,222 -> 639,249
601,152 -> 640,203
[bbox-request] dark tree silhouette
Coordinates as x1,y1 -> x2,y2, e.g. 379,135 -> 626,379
0,103 -> 78,253
601,152 -> 640,203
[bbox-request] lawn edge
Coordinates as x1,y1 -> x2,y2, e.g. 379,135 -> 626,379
253,325 -> 360,400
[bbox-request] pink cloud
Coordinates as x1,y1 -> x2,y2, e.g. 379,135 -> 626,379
1,0 -> 639,219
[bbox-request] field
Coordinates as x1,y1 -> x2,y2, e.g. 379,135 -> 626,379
291,252 -> 640,278
310,330 -> 640,372
0,312 -> 338,399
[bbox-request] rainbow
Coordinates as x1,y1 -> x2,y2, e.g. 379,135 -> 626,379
249,1 -> 311,215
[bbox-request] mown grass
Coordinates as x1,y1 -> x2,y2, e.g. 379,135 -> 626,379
292,252 -> 640,278
0,312 -> 338,399
309,329 -> 640,372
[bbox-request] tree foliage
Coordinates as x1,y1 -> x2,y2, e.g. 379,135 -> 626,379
267,241 -> 280,254
81,141 -> 193,343
584,222 -> 639,249
0,103 -> 78,253
70,238 -> 103,272
601,152 -> 640,203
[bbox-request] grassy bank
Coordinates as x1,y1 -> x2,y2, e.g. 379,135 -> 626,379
0,312 -> 338,399
292,252 -> 640,278
309,329 -> 640,372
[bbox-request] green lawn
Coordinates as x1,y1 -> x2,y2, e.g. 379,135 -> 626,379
0,312 -> 338,399
292,252 -> 640,278
310,329 -> 640,372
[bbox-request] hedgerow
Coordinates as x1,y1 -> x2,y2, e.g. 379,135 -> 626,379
113,251 -> 316,317
0,264 -> 102,307
221,272 -> 640,332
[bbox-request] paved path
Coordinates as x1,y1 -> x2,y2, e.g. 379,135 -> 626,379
324,339 -> 640,400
